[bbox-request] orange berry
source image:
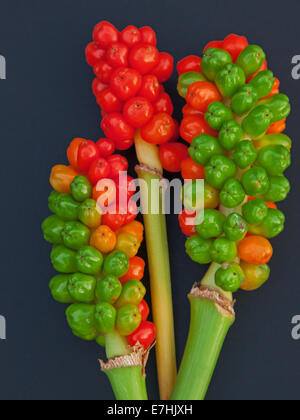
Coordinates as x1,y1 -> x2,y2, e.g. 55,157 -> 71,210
238,236 -> 273,265
117,221 -> 144,243
50,165 -> 79,194
90,225 -> 116,254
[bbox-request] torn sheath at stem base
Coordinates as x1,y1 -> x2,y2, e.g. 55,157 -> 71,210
100,346 -> 150,401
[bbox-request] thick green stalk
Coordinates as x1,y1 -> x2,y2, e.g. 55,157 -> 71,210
171,286 -> 235,400
104,367 -> 148,401
102,331 -> 148,401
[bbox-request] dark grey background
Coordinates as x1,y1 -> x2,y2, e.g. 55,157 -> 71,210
0,0 -> 299,401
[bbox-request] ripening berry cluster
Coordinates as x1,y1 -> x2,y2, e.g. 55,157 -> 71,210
42,139 -> 156,350
176,34 -> 291,293
86,21 -> 177,149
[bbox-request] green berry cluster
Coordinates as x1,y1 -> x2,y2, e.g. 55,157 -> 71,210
42,175 -> 144,346
180,43 -> 291,293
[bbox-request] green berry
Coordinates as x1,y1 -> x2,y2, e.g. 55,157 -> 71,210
195,209 -> 226,239
223,213 -> 248,242
205,155 -> 237,189
242,199 -> 269,225
216,64 -> 246,98
205,101 -> 233,130
218,120 -> 244,150
220,178 -> 246,208
189,134 -> 224,166
241,167 -> 270,196
215,263 -> 244,292
185,235 -> 213,264
210,238 -> 237,264
233,140 -> 257,169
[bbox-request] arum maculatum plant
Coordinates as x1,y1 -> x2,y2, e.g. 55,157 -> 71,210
42,141 -> 158,400
170,34 -> 291,400
85,21 -> 179,400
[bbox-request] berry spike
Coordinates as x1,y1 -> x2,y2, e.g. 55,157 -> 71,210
171,35 -> 291,400
86,21 -> 177,400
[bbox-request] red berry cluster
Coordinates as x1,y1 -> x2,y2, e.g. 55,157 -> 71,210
67,137 -> 137,230
86,21 -> 177,151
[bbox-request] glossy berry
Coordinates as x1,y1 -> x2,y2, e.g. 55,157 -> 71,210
93,61 -> 113,84
85,42 -> 106,67
97,88 -> 123,113
77,140 -> 99,172
152,52 -> 174,83
140,27 -> 157,46
92,78 -> 108,97
101,113 -> 135,142
138,75 -> 160,102
153,92 -> 174,115
159,143 -> 189,173
110,67 -> 142,101
93,21 -> 119,48
123,97 -> 154,128
121,25 -> 141,48
129,44 -> 159,75
107,154 -> 129,179
106,42 -> 129,68
141,112 -> 175,145
96,138 -> 115,158
88,158 -> 111,186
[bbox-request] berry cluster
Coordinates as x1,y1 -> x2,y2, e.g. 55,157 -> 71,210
175,34 -> 291,293
42,137 -> 156,351
86,21 -> 176,150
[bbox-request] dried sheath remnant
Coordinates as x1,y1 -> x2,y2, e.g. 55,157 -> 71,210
100,344 -> 154,376
189,284 -> 236,317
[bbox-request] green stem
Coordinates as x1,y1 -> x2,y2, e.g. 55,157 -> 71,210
103,331 -> 148,401
104,367 -> 148,401
171,293 -> 235,401
136,166 -> 177,401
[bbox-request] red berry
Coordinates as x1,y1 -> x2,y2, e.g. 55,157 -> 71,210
129,44 -> 159,75
85,42 -> 106,67
153,92 -> 174,115
106,42 -> 129,68
138,74 -> 160,102
152,52 -> 174,83
159,143 -> 189,173
93,61 -> 113,84
97,88 -> 123,113
141,113 -> 175,145
102,205 -> 126,231
116,174 -> 136,202
110,67 -> 142,101
140,27 -> 157,46
121,25 -> 141,48
179,209 -> 197,236
101,112 -> 135,142
123,97 -> 154,128
223,34 -> 248,62
92,78 -> 108,97
127,321 -> 156,349
177,55 -> 202,75
88,158 -> 111,186
96,138 -> 115,157
77,140 -> 99,172
138,300 -> 150,322
115,138 -> 134,151
203,40 -> 224,52
93,21 -> 119,49
107,154 -> 129,178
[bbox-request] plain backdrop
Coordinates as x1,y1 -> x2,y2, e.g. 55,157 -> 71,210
0,0 -> 299,401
